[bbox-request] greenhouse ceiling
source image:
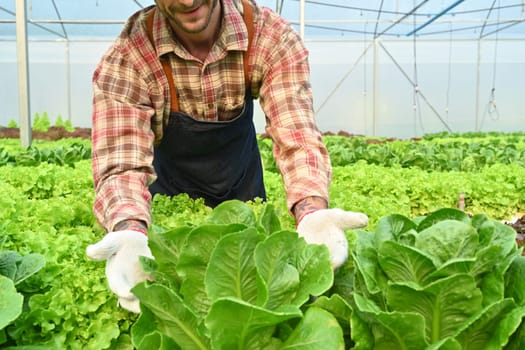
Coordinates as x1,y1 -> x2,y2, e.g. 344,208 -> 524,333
1,0 -> 525,40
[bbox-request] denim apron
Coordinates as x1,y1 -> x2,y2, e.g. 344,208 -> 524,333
146,1 -> 266,207
149,94 -> 265,207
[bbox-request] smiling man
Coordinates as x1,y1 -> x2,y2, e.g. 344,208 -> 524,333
86,0 -> 368,313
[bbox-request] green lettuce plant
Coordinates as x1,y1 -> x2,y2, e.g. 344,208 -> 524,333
53,115 -> 75,132
131,200 -> 344,350
32,112 -> 51,132
131,203 -> 525,349
349,208 -> 525,349
7,119 -> 18,128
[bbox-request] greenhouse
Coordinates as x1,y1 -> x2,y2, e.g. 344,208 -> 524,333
2,0 -> 524,142
1,1 -> 525,349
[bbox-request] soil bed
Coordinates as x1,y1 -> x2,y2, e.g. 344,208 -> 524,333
0,126 -> 91,140
513,216 -> 525,234
512,216 -> 525,253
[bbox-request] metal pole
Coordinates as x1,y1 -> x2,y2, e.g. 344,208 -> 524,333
16,0 -> 32,147
299,0 -> 305,39
406,0 -> 465,36
475,40 -> 482,131
373,38 -> 378,136
276,0 -> 283,15
66,42 -> 72,123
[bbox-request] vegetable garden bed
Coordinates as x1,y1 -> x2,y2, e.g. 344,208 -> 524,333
1,129 -> 524,349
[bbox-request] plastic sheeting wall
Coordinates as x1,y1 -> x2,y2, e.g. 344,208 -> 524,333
0,37 -> 524,138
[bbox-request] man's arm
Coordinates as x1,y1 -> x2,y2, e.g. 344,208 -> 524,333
292,196 -> 328,224
113,219 -> 148,234
91,42 -> 157,233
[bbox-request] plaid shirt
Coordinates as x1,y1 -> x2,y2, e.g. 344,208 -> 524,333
92,0 -> 332,232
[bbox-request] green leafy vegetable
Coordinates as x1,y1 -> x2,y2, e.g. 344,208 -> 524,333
350,208 -> 525,349
131,200 -> 341,349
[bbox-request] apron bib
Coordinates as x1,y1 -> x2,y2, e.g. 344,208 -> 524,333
149,93 -> 266,207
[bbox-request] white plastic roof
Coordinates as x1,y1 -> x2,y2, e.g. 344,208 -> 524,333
1,0 -> 525,40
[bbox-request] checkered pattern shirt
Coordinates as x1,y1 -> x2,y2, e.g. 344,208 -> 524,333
92,0 -> 331,232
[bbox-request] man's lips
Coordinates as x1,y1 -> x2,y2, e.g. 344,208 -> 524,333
183,6 -> 201,15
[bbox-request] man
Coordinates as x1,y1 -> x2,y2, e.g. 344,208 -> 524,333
86,0 -> 368,313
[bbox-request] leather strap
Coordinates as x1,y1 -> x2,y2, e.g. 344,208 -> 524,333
242,0 -> 254,89
146,0 -> 254,113
146,9 -> 179,112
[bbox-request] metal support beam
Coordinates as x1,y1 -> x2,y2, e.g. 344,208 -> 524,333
276,0 -> 284,15
299,0 -> 305,39
406,0 -> 465,36
376,0 -> 429,38
377,41 -> 452,132
16,0 -> 32,147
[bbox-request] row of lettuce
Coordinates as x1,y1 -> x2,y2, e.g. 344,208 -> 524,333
131,203 -> 525,349
1,132 -> 524,349
2,132 -> 525,171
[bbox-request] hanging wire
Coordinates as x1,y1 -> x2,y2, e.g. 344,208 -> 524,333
411,0 -> 425,135
481,0 -> 502,129
489,9 -> 500,118
444,0 -> 453,122
445,20 -> 454,122
314,42 -> 374,115
378,41 -> 452,132
484,87 -> 500,122
363,19 -> 368,133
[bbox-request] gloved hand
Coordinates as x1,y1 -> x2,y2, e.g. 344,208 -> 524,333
296,208 -> 368,269
86,230 -> 153,313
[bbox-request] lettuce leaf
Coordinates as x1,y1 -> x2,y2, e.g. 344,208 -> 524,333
0,276 -> 23,330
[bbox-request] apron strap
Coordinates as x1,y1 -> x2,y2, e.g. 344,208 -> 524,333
242,0 -> 254,89
146,9 -> 179,112
146,0 -> 255,113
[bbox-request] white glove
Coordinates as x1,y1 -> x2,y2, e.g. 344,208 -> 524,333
296,208 -> 368,269
86,230 -> 153,313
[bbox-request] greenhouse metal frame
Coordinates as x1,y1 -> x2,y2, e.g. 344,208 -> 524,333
1,0 -> 524,145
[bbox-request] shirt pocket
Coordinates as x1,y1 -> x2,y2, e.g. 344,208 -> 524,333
217,95 -> 246,121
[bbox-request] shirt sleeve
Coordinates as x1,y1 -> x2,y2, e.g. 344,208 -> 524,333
253,10 -> 332,212
91,44 -> 157,232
